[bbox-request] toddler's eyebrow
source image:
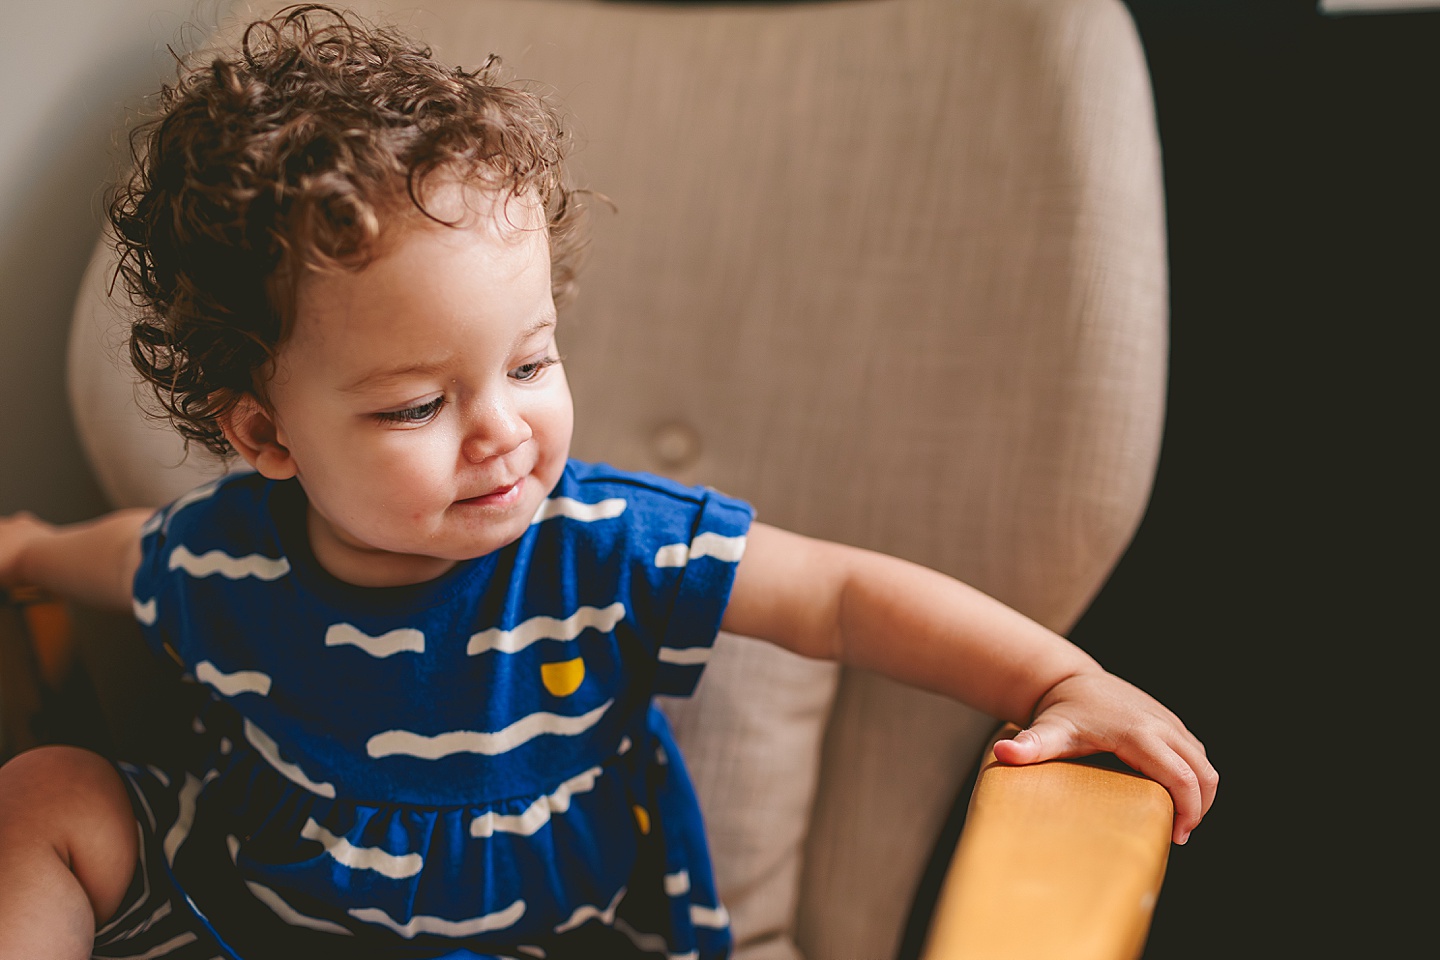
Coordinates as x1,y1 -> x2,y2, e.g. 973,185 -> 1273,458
341,316 -> 557,393
516,315 -> 557,343
507,314 -> 559,356
341,358 -> 453,394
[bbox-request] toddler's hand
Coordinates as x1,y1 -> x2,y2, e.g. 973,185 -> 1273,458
0,511 -> 56,589
991,671 -> 1218,845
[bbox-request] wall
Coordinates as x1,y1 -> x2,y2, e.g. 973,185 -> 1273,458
1071,2 -> 1432,957
0,0 -> 239,522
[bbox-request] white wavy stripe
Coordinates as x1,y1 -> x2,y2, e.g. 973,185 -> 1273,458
244,718 -> 337,798
554,886 -> 625,934
653,544 -> 690,568
367,700 -> 612,760
132,596 -> 157,626
163,771 -> 215,866
301,818 -> 423,879
128,900 -> 173,937
670,952 -> 700,960
468,603 -> 625,656
168,545 -> 290,581
160,478 -> 223,533
470,765 -> 602,838
119,766 -> 158,831
690,903 -> 730,929
349,899 -> 525,939
657,646 -> 712,666
531,496 -> 626,525
665,870 -> 691,896
120,932 -> 199,959
139,508 -> 164,537
614,917 -> 669,954
195,660 -> 271,698
246,879 -> 354,935
652,532 -> 748,569
325,623 -> 426,657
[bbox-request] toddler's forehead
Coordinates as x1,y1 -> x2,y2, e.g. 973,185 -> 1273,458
370,185 -> 550,273
282,181 -> 549,306
404,176 -> 549,235
281,187 -> 552,341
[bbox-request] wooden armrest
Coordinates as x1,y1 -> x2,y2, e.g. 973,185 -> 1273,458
1,587 -> 74,688
1,588 -> 78,758
920,724 -> 1173,960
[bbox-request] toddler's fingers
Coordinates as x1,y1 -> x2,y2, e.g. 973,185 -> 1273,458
1164,729 -> 1218,818
990,722 -> 1074,766
1133,728 -> 1218,844
1113,739 -> 1208,844
1000,722 -> 1217,845
1172,739 -> 1219,840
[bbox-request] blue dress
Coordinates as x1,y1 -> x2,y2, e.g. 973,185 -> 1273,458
96,461 -> 752,960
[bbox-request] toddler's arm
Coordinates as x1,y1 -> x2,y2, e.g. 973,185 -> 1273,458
0,509 -> 150,613
722,522 -> 1217,844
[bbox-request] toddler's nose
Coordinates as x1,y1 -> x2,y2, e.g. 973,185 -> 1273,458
460,398 -> 531,463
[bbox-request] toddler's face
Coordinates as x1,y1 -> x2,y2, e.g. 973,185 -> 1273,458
254,187 -> 573,586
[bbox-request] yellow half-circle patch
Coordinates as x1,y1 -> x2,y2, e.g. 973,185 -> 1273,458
541,657 -> 586,698
633,804 -> 651,835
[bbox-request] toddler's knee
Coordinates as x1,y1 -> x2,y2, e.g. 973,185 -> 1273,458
0,745 -> 132,837
0,745 -> 138,920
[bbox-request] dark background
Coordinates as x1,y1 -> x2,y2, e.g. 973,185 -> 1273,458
1066,1 -> 1432,956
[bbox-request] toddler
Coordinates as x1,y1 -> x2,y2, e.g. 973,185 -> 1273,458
0,5 -> 1216,959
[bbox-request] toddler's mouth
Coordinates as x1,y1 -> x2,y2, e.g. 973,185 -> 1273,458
457,478 -> 523,507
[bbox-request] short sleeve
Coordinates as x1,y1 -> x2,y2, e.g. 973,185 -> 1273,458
127,474 -> 266,669
542,464 -> 754,700
130,498 -> 181,664
645,487 -> 754,698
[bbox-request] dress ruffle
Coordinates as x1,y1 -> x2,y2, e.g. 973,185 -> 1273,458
117,696 -> 728,959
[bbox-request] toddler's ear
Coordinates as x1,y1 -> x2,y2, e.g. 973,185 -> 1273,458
221,394 -> 297,480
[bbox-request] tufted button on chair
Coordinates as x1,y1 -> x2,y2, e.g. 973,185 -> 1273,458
26,0 -> 1177,957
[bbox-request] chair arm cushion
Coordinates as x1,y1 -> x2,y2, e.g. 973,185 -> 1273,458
920,725 -> 1173,960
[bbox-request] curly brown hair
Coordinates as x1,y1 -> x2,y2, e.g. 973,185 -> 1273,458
109,3 -> 586,457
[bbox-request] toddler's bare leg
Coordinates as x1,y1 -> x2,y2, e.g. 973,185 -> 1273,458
0,745 -> 138,959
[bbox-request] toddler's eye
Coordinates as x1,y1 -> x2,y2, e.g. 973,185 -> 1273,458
374,396 -> 445,425
511,357 -> 559,383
